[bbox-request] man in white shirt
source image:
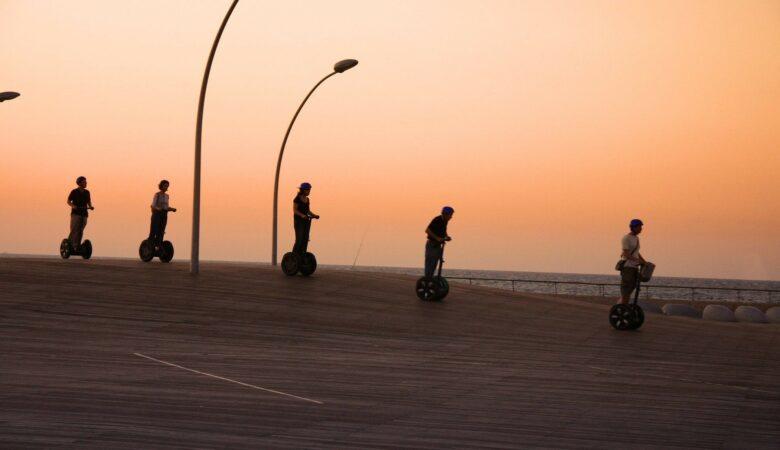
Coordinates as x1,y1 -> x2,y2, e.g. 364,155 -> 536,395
619,219 -> 647,304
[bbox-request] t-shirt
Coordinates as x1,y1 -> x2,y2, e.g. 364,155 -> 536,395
293,195 -> 310,221
427,215 -> 448,242
621,233 -> 640,268
68,188 -> 91,217
152,192 -> 169,211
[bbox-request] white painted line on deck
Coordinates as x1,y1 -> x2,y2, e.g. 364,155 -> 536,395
588,365 -> 778,395
133,352 -> 323,405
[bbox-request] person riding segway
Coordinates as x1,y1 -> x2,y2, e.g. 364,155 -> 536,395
416,206 -> 454,301
281,182 -> 319,276
609,218 -> 653,330
60,176 -> 94,259
139,180 -> 177,262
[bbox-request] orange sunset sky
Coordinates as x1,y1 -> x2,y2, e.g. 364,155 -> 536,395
1,0 -> 778,280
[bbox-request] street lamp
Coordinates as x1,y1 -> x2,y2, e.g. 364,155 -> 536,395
271,59 -> 358,266
191,0 -> 239,275
0,92 -> 20,102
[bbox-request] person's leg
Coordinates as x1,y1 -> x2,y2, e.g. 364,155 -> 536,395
300,220 -> 311,253
293,220 -> 304,254
149,213 -> 159,241
159,212 -> 168,245
69,215 -> 80,248
69,215 -> 86,249
619,267 -> 637,304
424,242 -> 441,278
77,216 -> 87,248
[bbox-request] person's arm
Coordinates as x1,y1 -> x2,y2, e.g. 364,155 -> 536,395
426,227 -> 444,242
309,209 -> 319,219
151,193 -> 162,212
293,201 -> 308,219
621,245 -> 642,262
67,191 -> 75,209
163,193 -> 176,212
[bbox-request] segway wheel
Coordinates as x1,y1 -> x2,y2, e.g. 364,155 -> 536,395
139,240 -> 154,262
416,277 -> 440,301
81,240 -> 92,260
299,252 -> 317,276
628,304 -> 645,330
159,241 -> 174,263
609,304 -> 635,330
434,277 -> 450,300
281,252 -> 299,276
59,239 -> 71,259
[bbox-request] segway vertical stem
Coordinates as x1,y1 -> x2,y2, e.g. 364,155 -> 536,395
437,242 -> 446,277
633,272 -> 641,304
628,264 -> 645,329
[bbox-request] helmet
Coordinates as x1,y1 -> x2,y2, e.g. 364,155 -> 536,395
442,206 -> 455,215
299,182 -> 312,190
76,176 -> 87,184
159,179 -> 170,189
629,218 -> 644,229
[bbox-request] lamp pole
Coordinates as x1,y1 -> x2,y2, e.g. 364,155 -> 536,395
0,92 -> 20,102
191,0 -> 239,274
271,59 -> 358,265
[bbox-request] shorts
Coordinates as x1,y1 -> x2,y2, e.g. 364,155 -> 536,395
620,267 -> 639,298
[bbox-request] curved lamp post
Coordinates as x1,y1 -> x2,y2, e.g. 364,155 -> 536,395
0,92 -> 20,102
191,0 -> 239,275
271,59 -> 358,266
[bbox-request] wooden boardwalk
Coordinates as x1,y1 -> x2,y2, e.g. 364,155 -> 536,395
1,257 -> 778,449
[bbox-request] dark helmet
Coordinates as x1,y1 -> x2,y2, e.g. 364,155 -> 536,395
159,179 -> 170,189
630,218 -> 644,229
299,182 -> 312,190
76,176 -> 87,184
442,206 -> 455,215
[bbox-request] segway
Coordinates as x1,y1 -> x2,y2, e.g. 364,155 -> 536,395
59,238 -> 92,260
281,251 -> 317,276
416,242 -> 450,301
609,262 -> 655,330
139,239 -> 174,263
281,218 -> 318,276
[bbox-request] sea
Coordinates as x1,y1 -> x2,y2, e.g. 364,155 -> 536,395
328,265 -> 780,304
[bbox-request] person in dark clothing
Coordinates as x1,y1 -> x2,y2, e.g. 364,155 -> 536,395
149,180 -> 177,247
424,206 -> 454,278
66,176 -> 94,249
293,182 -> 319,254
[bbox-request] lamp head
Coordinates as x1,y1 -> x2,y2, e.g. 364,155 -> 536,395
0,92 -> 20,102
334,59 -> 358,73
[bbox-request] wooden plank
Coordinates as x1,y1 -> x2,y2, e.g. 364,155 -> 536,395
1,257 -> 778,448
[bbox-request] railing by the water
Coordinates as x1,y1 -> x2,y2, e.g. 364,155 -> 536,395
447,277 -> 780,303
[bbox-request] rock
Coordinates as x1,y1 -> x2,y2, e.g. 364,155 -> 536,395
766,307 -> 780,323
637,300 -> 663,314
702,305 -> 736,322
662,303 -> 701,318
734,306 -> 768,323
